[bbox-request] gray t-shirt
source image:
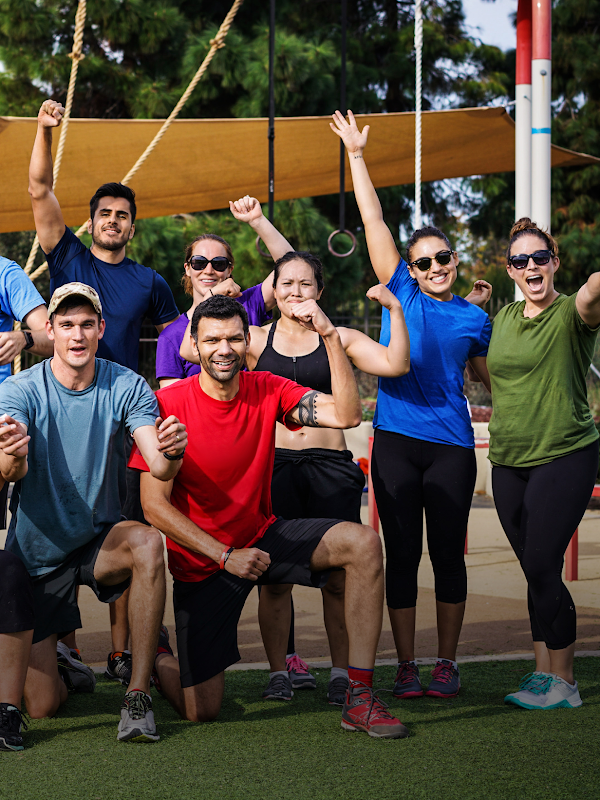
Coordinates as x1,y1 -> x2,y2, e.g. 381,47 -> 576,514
1,359 -> 159,575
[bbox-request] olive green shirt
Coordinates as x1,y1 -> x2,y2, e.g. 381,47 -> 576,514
487,293 -> 599,468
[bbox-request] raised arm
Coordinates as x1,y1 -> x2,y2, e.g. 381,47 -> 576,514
340,284 -> 410,378
140,472 -> 271,581
330,110 -> 401,285
132,416 -> 188,481
285,301 -> 361,430
464,280 -> 493,309
0,415 -> 30,483
28,100 -> 67,254
229,195 -> 293,311
576,273 -> 600,328
0,305 -> 54,366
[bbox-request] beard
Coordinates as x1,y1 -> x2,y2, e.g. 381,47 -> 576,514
92,225 -> 130,252
200,350 -> 246,383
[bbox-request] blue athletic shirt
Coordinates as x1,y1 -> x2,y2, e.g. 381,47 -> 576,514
374,259 -> 492,448
0,257 -> 46,384
1,358 -> 159,575
46,227 -> 179,372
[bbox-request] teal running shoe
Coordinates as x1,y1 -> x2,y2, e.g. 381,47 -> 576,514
504,671 -> 554,709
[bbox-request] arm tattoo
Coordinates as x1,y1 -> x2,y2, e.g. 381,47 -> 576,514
297,390 -> 320,427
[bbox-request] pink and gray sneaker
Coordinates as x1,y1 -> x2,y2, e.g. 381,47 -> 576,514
425,659 -> 461,698
393,660 -> 424,699
286,653 -> 317,690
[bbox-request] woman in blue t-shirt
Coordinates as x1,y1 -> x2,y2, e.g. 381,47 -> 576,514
332,110 -> 492,699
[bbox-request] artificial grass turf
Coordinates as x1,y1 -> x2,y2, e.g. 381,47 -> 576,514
3,659 -> 599,800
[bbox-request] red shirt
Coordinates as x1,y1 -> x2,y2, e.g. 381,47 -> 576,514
128,371 -> 308,582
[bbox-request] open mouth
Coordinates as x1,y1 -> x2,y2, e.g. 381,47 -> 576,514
429,272 -> 448,285
526,274 -> 544,292
212,358 -> 236,371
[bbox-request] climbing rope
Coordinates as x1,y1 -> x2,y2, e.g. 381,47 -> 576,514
414,0 -> 423,229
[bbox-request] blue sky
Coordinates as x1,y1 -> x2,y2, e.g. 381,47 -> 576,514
462,0 -> 518,50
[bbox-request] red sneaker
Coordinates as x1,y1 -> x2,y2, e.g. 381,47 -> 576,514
341,682 -> 409,739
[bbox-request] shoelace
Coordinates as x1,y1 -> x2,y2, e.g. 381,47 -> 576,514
0,705 -> 28,734
430,662 -> 455,684
287,654 -> 310,675
268,673 -> 291,693
111,652 -> 133,677
124,691 -> 151,720
519,672 -> 557,695
328,676 -> 349,696
350,682 -> 396,722
396,662 -> 419,685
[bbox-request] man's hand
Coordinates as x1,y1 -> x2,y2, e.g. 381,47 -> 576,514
229,195 -> 263,225
0,415 -> 30,458
224,547 -> 271,581
330,109 -> 370,154
38,99 -> 65,128
366,284 -> 402,311
465,280 -> 492,308
0,331 -> 29,366
212,277 -> 242,299
155,415 -> 187,456
289,299 -> 336,337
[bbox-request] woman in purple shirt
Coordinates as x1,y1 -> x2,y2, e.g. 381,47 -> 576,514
156,196 -> 291,387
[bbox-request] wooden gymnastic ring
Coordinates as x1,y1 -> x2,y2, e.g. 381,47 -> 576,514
255,235 -> 272,259
327,229 -> 357,258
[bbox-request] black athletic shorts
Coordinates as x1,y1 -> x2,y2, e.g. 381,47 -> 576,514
0,550 -> 34,633
0,481 -> 9,531
30,527 -> 130,644
173,516 -> 343,687
272,448 -> 365,523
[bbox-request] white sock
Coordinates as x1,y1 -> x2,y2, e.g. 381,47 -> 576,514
398,660 -> 417,666
330,667 -> 348,682
269,670 -> 288,680
438,658 -> 458,670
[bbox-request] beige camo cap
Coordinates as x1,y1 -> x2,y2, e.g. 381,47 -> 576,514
48,282 -> 103,316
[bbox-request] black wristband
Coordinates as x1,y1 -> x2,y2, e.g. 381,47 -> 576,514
163,449 -> 186,461
23,330 -> 34,350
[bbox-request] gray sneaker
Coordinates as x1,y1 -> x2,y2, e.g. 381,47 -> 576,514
541,674 -> 583,710
262,673 -> 294,701
327,675 -> 349,706
286,654 -> 317,690
117,690 -> 159,743
56,642 -> 96,693
504,671 -> 554,709
105,651 -> 133,686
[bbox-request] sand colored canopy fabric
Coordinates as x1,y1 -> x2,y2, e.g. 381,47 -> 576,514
0,106 -> 597,234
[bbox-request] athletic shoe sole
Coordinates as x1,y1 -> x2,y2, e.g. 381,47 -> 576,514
117,729 -> 160,743
425,688 -> 459,698
262,691 -> 293,701
504,695 -> 583,710
0,736 -> 24,752
341,720 -> 409,739
393,689 -> 424,699
289,679 -> 316,690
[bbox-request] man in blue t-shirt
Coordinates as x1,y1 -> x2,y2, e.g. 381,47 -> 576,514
0,282 -> 187,743
29,99 -> 181,679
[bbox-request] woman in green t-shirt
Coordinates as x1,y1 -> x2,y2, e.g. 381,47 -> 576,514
487,217 -> 600,711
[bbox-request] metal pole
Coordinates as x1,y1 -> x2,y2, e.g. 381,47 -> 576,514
338,0 -> 347,232
414,0 -> 423,229
268,0 -> 275,222
531,0 -> 552,231
514,0 -> 532,301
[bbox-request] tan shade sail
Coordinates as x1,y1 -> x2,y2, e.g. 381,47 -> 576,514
0,106 -> 597,234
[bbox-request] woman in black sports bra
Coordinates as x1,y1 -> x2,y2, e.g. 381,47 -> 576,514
247,250 -> 410,704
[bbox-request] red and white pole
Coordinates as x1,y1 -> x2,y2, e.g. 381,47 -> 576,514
515,0 -> 532,301
531,0 -> 552,231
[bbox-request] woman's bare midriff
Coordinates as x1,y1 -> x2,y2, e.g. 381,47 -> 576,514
275,420 -> 347,451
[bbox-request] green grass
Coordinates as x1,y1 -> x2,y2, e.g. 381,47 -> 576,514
4,659 -> 599,800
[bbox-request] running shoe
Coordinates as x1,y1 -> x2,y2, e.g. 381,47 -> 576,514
425,660 -> 460,698
286,653 -> 317,690
327,675 -> 349,706
0,703 -> 28,752
504,672 -> 582,710
393,661 -> 424,699
56,641 -> 96,693
117,690 -> 159,743
341,682 -> 409,739
262,673 -> 294,701
105,651 -> 133,686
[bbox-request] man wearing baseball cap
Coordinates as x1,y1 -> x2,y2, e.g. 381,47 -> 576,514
0,283 -> 186,743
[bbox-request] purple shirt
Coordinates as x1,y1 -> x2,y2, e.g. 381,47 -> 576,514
156,283 -> 271,380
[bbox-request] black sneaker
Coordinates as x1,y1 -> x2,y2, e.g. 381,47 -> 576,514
393,661 -> 424,699
262,673 -> 294,701
327,675 -> 349,706
105,651 -> 133,686
425,660 -> 461,698
57,641 -> 96,693
0,703 -> 28,752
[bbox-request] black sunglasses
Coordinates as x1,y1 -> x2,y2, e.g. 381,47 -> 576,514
188,255 -> 232,272
507,250 -> 552,269
409,250 -> 453,271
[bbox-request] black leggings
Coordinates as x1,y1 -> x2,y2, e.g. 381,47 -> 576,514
372,428 -> 477,609
492,441 -> 599,650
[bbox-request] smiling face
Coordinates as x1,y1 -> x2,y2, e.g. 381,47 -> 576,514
185,239 -> 234,302
88,197 -> 135,252
507,232 -> 559,302
47,303 -> 105,371
274,259 -> 322,317
193,315 -> 249,383
407,237 -> 458,301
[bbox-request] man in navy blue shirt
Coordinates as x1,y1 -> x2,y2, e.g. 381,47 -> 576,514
29,98 -> 180,686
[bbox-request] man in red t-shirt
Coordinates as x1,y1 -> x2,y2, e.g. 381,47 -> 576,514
130,293 -> 408,739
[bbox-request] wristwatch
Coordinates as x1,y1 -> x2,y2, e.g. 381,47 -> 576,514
22,331 -> 34,350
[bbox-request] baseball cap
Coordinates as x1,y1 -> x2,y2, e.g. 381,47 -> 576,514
48,282 -> 103,316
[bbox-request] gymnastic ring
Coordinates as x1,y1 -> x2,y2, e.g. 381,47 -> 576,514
327,229 -> 357,258
255,235 -> 272,259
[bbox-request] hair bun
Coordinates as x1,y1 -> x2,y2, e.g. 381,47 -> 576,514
509,217 -> 537,238
507,217 -> 558,258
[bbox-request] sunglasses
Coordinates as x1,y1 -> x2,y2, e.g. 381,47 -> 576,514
507,250 -> 552,269
188,255 -> 232,272
409,250 -> 453,271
